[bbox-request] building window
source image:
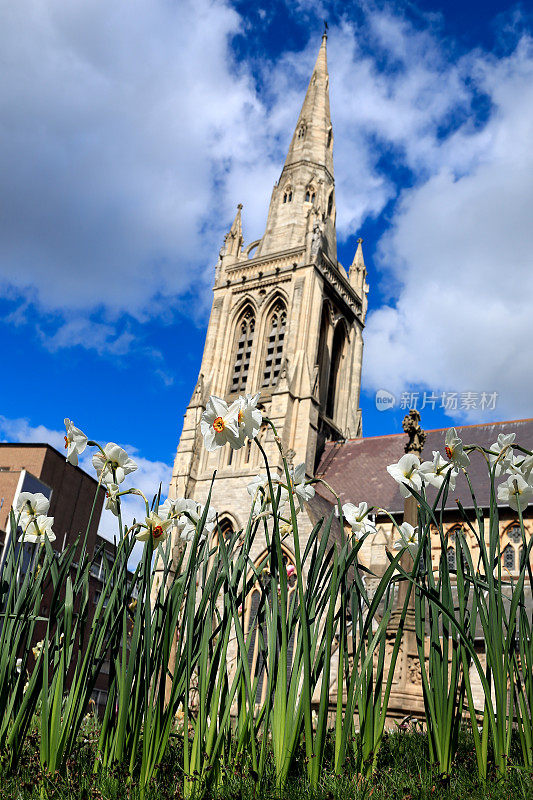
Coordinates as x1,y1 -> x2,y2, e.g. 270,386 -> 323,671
218,517 -> 235,542
327,191 -> 334,217
501,522 -> 524,574
447,546 -> 456,571
230,306 -> 255,393
327,128 -> 332,148
503,544 -> 515,572
326,323 -> 345,419
283,187 -> 293,203
262,302 -> 286,388
297,124 -> 306,139
305,186 -> 316,203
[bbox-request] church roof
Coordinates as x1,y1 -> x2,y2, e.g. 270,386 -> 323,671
315,418 -> 533,515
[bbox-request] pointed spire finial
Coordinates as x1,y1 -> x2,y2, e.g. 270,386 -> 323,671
323,20 -> 328,39
351,237 -> 365,270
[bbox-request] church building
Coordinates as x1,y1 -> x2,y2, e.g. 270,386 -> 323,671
169,32 -> 368,560
165,31 -> 533,715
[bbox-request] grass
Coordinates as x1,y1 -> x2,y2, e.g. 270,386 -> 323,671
1,724 -> 531,800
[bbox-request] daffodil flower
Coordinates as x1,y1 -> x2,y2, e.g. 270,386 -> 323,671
200,396 -> 240,451
92,443 -> 138,485
104,483 -> 121,516
488,432 -> 515,477
63,418 -> 88,466
19,514 -> 56,544
335,501 -> 376,538
497,474 -> 533,512
394,522 -> 419,558
506,453 -> 533,483
386,454 -> 422,498
135,512 -> 174,544
279,463 -> 315,512
16,492 -> 50,529
232,392 -> 262,448
419,451 -> 458,491
444,428 -> 470,469
177,501 -> 217,541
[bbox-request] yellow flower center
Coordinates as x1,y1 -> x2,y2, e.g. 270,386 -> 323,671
64,435 -> 69,450
213,417 -> 225,433
445,445 -> 453,459
238,410 -> 244,425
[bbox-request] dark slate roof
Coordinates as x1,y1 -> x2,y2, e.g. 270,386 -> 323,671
315,418 -> 533,515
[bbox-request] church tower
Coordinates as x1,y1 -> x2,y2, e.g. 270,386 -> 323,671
170,33 -> 368,537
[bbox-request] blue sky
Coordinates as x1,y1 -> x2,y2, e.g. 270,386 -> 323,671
1,0 -> 532,540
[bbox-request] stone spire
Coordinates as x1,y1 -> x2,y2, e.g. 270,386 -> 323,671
282,32 -> 333,178
224,203 -> 243,259
256,34 -> 337,260
349,237 -> 366,290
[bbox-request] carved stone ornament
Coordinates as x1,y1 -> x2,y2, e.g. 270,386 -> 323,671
402,409 -> 427,455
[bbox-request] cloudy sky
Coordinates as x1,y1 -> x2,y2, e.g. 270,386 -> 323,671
1,0 -> 532,541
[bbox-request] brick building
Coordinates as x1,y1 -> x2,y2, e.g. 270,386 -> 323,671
0,442 -> 126,714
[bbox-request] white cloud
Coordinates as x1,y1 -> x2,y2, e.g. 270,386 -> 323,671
363,33 -> 533,422
0,0 -> 261,317
1,0 -> 532,422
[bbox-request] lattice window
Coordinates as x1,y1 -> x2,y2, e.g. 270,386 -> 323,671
447,547 -> 456,571
507,524 -> 522,543
262,303 -> 286,388
230,308 -> 255,393
503,544 -> 515,571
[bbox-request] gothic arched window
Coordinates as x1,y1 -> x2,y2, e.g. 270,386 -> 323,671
230,306 -> 255,394
327,191 -> 334,217
283,187 -> 293,203
305,185 -> 316,203
327,128 -> 332,148
297,123 -> 306,140
316,303 -> 330,408
501,522 -> 524,574
326,323 -> 345,419
262,302 -> 286,388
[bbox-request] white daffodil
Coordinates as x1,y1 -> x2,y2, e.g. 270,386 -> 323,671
63,418 -> 88,466
488,433 -> 515,477
92,443 -> 138,485
233,392 -> 262,448
200,396 -> 240,451
104,483 -> 121,516
19,514 -> 56,544
497,474 -> 533,513
419,451 -> 458,491
386,454 -> 422,499
394,522 -> 419,558
279,463 -> 315,512
444,428 -> 470,469
160,497 -> 198,526
247,473 -> 271,514
135,512 -> 174,545
177,501 -> 217,541
336,502 -> 376,538
16,492 -> 50,528
506,453 -> 533,483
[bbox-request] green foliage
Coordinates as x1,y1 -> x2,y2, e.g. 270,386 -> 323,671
1,421 -> 532,798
